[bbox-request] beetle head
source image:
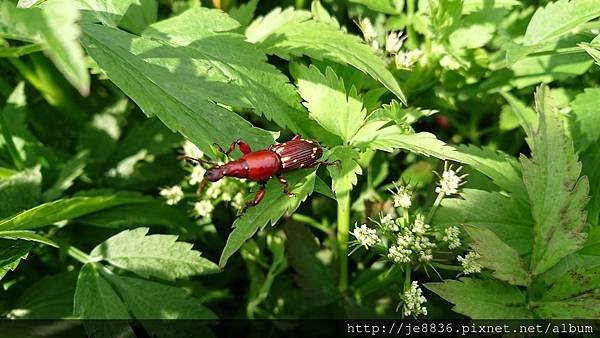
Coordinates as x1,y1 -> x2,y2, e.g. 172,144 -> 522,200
205,166 -> 226,182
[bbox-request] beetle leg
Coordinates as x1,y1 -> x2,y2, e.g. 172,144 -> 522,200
239,182 -> 266,214
291,135 -> 301,141
215,139 -> 252,156
196,179 -> 207,197
276,174 -> 295,197
318,159 -> 342,170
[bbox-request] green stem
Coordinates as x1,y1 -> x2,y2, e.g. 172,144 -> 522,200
52,237 -> 95,264
426,192 -> 444,224
430,262 -> 463,271
337,194 -> 350,292
291,213 -> 329,234
406,0 -> 417,49
404,264 -> 412,289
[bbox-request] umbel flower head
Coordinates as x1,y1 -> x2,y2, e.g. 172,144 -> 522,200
386,214 -> 435,263
182,140 -> 203,159
385,31 -> 405,54
193,200 -> 214,218
442,226 -> 461,249
159,185 -> 184,205
400,281 -> 428,317
435,161 -> 468,196
351,223 -> 379,249
458,251 -> 482,275
357,17 -> 379,49
390,183 -> 412,209
189,165 -> 206,185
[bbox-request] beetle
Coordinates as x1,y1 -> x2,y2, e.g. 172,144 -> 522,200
179,135 -> 338,211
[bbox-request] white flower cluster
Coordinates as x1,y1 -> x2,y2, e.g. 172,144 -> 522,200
357,18 -> 379,49
387,214 -> 435,263
390,183 -> 412,209
395,49 -> 423,69
443,226 -> 461,249
401,281 -> 428,317
380,213 -> 400,232
352,223 -> 379,249
189,165 -> 206,185
458,251 -> 482,275
385,31 -> 405,54
182,140 -> 203,159
159,185 -> 184,205
193,200 -> 214,218
435,162 -> 467,196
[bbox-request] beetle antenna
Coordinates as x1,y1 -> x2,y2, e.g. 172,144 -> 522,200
196,179 -> 208,197
177,155 -> 216,166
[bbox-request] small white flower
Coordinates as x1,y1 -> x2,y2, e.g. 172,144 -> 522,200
193,200 -> 214,218
231,192 -> 245,210
182,140 -> 203,159
412,235 -> 434,262
380,213 -> 399,232
458,251 -> 482,275
189,165 -> 206,185
388,244 -> 412,263
400,281 -> 428,317
435,162 -> 467,196
390,184 -> 412,209
205,179 -> 225,199
159,185 -> 184,205
357,17 -> 377,42
443,226 -> 461,249
352,223 -> 379,249
411,214 -> 430,235
395,49 -> 423,69
385,31 -> 405,54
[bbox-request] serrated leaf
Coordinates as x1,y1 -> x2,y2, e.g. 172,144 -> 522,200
106,275 -> 216,319
0,167 -> 41,219
81,22 -> 276,155
90,227 -> 218,281
364,128 -> 464,161
456,144 -> 528,202
0,1 -> 90,94
521,85 -> 589,275
581,143 -> 600,225
535,297 -> 600,319
311,0 -> 340,29
142,7 -> 333,143
0,239 -> 33,280
228,0 -> 258,28
0,230 -> 58,247
284,223 -> 337,305
349,0 -> 401,14
119,0 -> 157,34
543,266 -> 600,302
426,278 -> 533,319
523,0 -> 600,46
326,146 -> 362,209
499,91 -> 537,138
247,8 -> 406,104
433,189 -> 533,255
76,202 -> 191,229
219,169 -> 317,267
43,150 -> 89,201
579,42 -> 600,66
463,225 -> 529,286
293,64 -> 365,143
569,88 -> 600,153
0,195 -> 149,231
9,272 -> 76,319
72,0 -> 137,28
74,264 -> 131,323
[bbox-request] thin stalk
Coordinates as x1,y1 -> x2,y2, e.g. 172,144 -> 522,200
292,213 -> 329,234
404,264 -> 412,289
337,194 -> 350,291
406,0 -> 417,49
426,192 -> 444,224
430,262 -> 463,271
52,237 -> 95,264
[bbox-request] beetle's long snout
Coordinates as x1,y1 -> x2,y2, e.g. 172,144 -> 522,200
205,166 -> 225,182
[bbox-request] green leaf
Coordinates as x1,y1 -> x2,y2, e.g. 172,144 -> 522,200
142,7 -> 333,143
219,169 -> 317,267
0,195 -> 149,231
8,272 -> 77,319
499,91 -> 537,138
310,0 -> 340,29
543,266 -> 600,301
284,223 -> 337,305
81,22 -> 276,155
74,264 -> 131,321
106,275 -> 216,319
327,146 -> 362,209
0,167 -> 41,219
450,7 -> 507,49
579,42 -> 600,66
119,0 -> 157,34
456,145 -> 528,202
76,202 -> 191,229
463,225 -> 530,286
349,0 -> 402,15
569,88 -> 600,153
0,239 -> 33,280
73,0 -> 137,28
43,150 -> 89,201
426,278 -> 533,319
0,230 -> 58,247
461,0 -> 520,14
521,85 -> 589,275
90,227 -> 218,281
523,0 -> 600,46
363,128 -> 463,161
433,189 -> 533,255
293,64 -> 365,143
228,0 -> 258,27
535,297 -> 600,319
0,1 -> 90,94
581,142 -> 600,225
247,8 -> 406,104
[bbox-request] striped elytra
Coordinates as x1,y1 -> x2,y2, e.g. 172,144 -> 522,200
270,138 -> 323,171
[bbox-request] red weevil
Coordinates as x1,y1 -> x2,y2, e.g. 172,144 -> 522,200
180,135 -> 338,211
